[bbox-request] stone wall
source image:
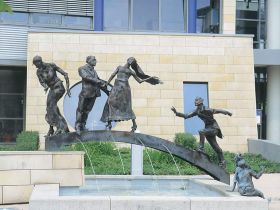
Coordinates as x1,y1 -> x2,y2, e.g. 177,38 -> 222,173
26,32 -> 256,152
223,1 -> 236,34
0,151 -> 84,204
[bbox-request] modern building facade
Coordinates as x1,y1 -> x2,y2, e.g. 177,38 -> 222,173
1,0 -> 278,152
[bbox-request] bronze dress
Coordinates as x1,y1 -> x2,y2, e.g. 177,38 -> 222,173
101,66 -> 136,122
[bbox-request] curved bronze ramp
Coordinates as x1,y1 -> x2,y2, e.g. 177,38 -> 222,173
45,130 -> 230,184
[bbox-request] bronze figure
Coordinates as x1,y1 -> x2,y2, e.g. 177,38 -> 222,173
33,55 -> 70,136
75,56 -> 107,135
230,156 -> 265,198
101,57 -> 162,131
171,97 -> 232,168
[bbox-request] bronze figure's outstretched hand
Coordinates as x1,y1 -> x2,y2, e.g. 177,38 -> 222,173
227,111 -> 232,116
171,106 -> 177,115
140,76 -> 154,83
153,76 -> 163,84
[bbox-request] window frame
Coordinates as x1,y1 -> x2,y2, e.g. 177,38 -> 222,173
104,0 -> 188,33
236,0 -> 267,49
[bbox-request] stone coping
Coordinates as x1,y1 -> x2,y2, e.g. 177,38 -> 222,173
29,182 -> 268,210
28,30 -> 254,38
0,151 -> 85,155
86,174 -> 208,179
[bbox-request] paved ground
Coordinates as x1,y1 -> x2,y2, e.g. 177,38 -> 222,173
253,173 -> 280,210
0,173 -> 279,210
0,204 -> 29,210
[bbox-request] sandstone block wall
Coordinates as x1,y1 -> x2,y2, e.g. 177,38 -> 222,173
26,32 -> 256,152
0,151 -> 84,204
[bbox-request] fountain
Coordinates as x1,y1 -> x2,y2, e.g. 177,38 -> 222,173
26,56 -> 268,210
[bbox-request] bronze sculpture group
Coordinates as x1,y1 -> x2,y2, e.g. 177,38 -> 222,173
34,55 -> 261,177
34,55 -> 162,135
34,55 -> 230,167
35,54 -> 266,197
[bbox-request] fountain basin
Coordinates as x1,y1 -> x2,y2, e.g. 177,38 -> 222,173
29,175 -> 268,210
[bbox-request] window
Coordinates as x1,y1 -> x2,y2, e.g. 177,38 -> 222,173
161,0 -> 185,32
104,0 -> 186,32
104,0 -> 129,31
133,0 -> 159,31
196,0 -> 220,33
183,82 -> 209,135
236,0 -> 266,49
0,67 -> 26,143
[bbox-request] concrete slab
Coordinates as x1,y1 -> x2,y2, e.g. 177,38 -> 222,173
248,139 -> 280,162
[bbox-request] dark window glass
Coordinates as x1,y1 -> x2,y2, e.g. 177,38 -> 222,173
0,12 -> 28,24
0,95 -> 24,118
161,0 -> 185,32
196,0 -> 220,33
104,0 -> 129,30
236,20 -> 258,41
0,68 -> 25,143
236,0 -> 258,19
133,0 -> 159,31
236,0 -> 266,49
183,82 -> 209,135
31,13 -> 62,26
64,16 -> 91,29
0,120 -> 23,143
0,70 -> 25,93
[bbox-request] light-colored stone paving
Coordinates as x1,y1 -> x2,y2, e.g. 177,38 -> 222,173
0,204 -> 29,210
253,173 -> 280,210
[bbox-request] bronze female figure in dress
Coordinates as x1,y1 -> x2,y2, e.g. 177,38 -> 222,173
101,57 -> 162,131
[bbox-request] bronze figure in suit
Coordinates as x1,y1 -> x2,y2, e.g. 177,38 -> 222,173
75,56 -> 107,134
